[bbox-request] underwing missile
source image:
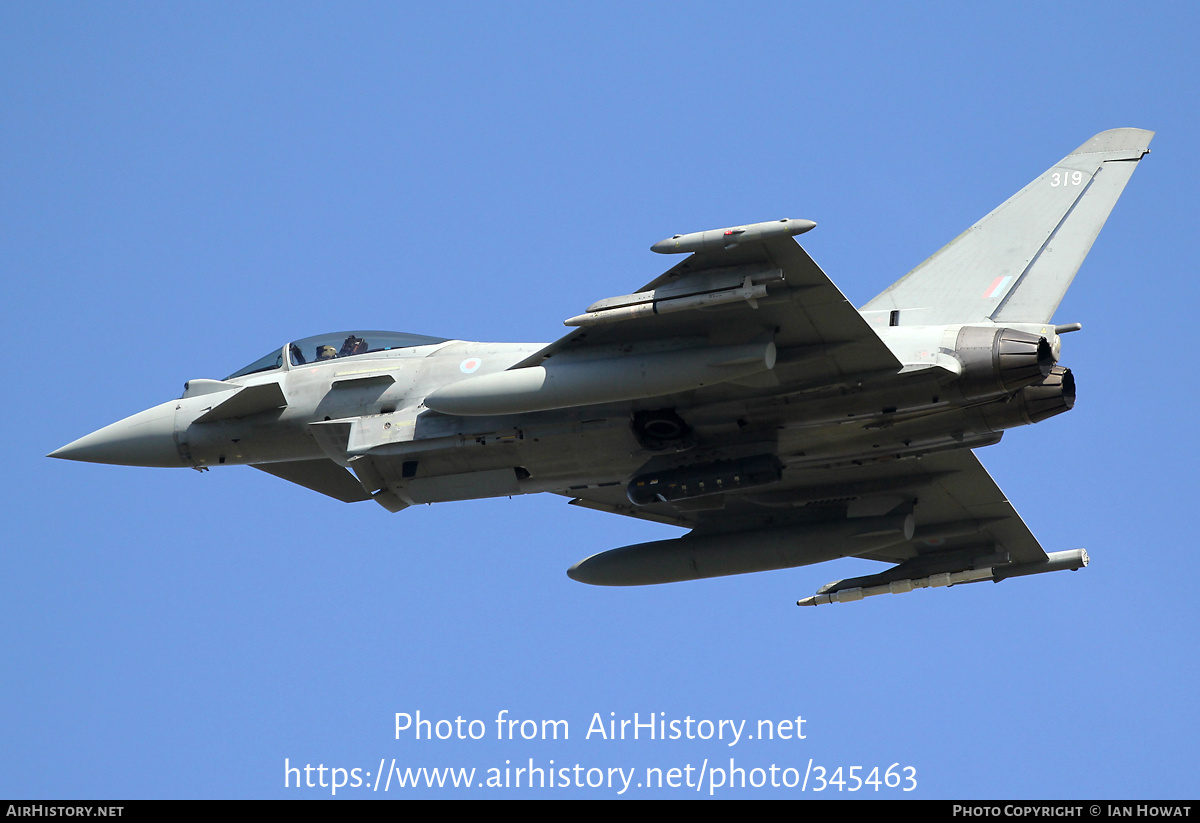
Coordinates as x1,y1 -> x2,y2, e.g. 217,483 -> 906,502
797,549 -> 1089,606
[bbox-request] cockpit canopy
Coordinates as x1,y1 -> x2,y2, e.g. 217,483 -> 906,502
225,330 -> 449,380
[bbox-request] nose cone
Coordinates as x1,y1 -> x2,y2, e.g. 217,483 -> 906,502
49,400 -> 183,467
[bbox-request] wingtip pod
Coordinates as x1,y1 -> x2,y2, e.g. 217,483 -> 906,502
1069,128 -> 1154,158
990,548 -> 1088,582
651,218 -> 816,254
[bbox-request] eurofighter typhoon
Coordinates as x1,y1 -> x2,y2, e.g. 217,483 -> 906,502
51,129 -> 1152,606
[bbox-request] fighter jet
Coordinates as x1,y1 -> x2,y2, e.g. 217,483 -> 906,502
50,129 -> 1153,606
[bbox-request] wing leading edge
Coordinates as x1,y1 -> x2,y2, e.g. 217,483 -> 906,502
513,222 -> 902,397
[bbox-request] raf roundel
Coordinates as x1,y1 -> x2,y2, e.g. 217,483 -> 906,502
460,358 -> 483,374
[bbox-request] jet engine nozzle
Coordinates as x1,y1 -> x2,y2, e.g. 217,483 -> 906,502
953,326 -> 1057,399
980,366 -> 1076,430
1014,365 -> 1075,424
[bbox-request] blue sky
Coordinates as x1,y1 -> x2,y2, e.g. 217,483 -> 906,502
3,3 -> 1197,798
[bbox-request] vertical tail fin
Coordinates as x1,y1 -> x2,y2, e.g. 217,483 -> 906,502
861,128 -> 1153,326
